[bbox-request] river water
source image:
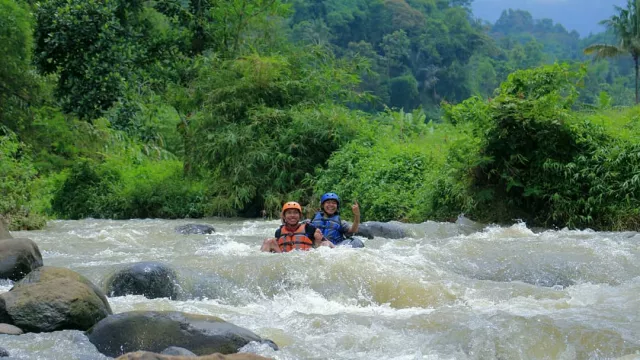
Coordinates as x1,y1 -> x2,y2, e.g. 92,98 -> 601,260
1,218 -> 640,360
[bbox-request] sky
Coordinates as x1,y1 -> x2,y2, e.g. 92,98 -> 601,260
471,0 -> 627,37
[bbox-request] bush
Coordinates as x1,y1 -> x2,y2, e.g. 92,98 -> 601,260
315,110 -> 476,222
111,159 -> 208,219
50,159 -> 121,219
51,158 -> 209,220
0,128 -> 47,229
444,63 -> 640,230
187,50 -> 369,216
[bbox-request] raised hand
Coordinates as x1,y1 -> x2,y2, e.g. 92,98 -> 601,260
351,200 -> 360,217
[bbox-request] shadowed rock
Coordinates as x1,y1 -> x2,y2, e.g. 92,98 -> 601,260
116,351 -> 272,360
355,221 -> 407,239
175,224 -> 215,235
0,266 -> 112,332
0,237 -> 43,281
87,311 -> 278,358
0,347 -> 8,357
105,262 -> 180,300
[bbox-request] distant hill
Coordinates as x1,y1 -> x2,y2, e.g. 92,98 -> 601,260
471,0 -> 626,37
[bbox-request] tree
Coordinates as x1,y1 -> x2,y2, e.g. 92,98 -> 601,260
0,0 -> 41,131
34,0 -> 138,119
584,0 -> 640,104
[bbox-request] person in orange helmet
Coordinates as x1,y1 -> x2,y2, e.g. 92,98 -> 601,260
261,201 -> 334,252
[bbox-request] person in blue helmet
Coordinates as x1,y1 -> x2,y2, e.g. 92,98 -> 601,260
309,192 -> 364,248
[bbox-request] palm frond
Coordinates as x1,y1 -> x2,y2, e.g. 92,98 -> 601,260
583,44 -> 626,59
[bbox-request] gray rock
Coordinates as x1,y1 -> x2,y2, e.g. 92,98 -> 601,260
105,262 -> 180,300
87,311 -> 278,358
0,266 -> 112,332
0,238 -> 43,281
160,346 -> 197,356
0,323 -> 23,335
0,346 -> 8,357
175,224 -> 215,235
355,221 -> 407,239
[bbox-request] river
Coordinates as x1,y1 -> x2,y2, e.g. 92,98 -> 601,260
1,218 -> 639,360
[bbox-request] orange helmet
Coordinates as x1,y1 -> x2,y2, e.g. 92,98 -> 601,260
282,201 -> 302,215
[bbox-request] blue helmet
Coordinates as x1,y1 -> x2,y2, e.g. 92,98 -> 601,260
320,192 -> 340,207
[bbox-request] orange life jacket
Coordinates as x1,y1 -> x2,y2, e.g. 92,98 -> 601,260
277,223 -> 314,252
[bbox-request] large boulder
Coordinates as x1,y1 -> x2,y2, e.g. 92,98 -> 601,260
116,351 -> 271,360
87,311 -> 278,358
175,224 -> 215,235
105,262 -> 180,299
0,266 -> 112,332
355,221 -> 407,239
0,238 -> 43,281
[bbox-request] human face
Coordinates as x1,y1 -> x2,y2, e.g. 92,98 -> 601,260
283,209 -> 301,226
322,199 -> 338,215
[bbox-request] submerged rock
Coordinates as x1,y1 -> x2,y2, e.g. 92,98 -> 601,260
336,237 -> 365,248
175,224 -> 215,235
0,266 -> 112,332
161,346 -> 197,356
105,261 -> 180,300
116,351 -> 272,359
0,346 -> 8,357
87,311 -> 278,358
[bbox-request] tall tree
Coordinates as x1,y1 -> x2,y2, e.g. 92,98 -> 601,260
0,0 -> 41,131
584,0 -> 640,104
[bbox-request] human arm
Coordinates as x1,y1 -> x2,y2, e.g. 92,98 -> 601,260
260,227 -> 283,253
349,200 -> 360,233
260,238 -> 282,252
312,227 -> 334,248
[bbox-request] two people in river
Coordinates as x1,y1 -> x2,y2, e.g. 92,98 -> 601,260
260,193 -> 363,253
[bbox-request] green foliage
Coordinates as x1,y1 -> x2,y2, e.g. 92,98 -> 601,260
289,0 -> 487,109
50,157 -> 209,219
445,63 -> 640,229
208,0 -> 290,58
185,50 -> 368,216
50,159 -> 120,219
0,128 -> 47,230
316,110 -> 476,222
0,0 -> 43,132
389,75 -> 419,110
22,107 -> 113,172
584,0 -> 640,103
34,0 -> 136,118
106,159 -> 208,219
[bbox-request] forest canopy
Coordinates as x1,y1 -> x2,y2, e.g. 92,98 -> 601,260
1,0 -> 639,231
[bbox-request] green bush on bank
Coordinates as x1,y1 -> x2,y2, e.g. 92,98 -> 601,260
315,109 -> 478,222
444,63 -> 640,230
50,158 -> 209,220
0,128 -> 47,230
185,50 -> 371,217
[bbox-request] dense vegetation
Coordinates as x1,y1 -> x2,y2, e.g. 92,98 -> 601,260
1,0 -> 639,231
